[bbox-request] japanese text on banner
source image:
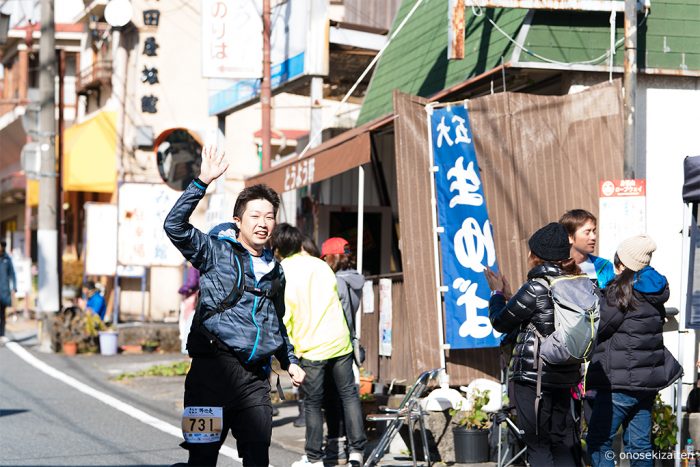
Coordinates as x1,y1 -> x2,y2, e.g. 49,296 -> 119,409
429,105 -> 501,349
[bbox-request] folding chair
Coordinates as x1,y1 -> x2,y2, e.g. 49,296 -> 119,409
491,406 -> 528,467
363,368 -> 442,467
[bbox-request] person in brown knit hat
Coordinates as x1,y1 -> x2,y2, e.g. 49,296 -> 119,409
615,234 -> 656,272
586,233 -> 682,466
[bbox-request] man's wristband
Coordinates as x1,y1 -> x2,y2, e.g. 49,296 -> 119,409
193,178 -> 209,190
490,290 -> 504,297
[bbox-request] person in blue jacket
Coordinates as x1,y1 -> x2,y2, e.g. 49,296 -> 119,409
0,240 -> 16,342
164,145 -> 305,467
560,209 -> 615,289
82,281 -> 106,321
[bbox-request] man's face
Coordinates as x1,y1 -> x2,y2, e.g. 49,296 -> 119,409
234,199 -> 275,253
571,219 -> 597,255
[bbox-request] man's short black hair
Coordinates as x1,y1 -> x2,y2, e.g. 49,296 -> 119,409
84,280 -> 96,290
271,223 -> 303,259
233,184 -> 280,219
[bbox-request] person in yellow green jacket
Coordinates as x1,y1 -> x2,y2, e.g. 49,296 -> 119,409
271,223 -> 366,467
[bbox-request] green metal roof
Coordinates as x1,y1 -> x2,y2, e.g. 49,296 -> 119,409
357,0 -> 527,125
522,1 -> 700,70
357,0 -> 700,125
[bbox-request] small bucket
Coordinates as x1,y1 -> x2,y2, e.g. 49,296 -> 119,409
98,331 -> 119,356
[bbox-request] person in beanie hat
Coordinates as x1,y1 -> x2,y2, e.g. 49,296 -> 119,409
527,222 -> 572,261
485,223 -> 583,466
586,234 -> 681,467
615,234 -> 656,272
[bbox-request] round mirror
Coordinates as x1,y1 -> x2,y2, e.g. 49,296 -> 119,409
155,129 -> 202,191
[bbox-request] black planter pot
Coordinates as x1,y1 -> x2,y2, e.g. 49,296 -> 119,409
453,427 -> 489,463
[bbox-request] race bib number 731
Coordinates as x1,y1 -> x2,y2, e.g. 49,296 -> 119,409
182,406 -> 223,444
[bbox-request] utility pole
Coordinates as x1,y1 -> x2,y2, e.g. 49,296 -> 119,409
623,0 -> 637,178
38,0 -> 59,350
261,0 -> 272,170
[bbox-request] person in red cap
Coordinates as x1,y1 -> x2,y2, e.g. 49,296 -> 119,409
321,236 -> 366,465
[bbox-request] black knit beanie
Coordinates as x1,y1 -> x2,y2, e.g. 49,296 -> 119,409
528,222 -> 571,261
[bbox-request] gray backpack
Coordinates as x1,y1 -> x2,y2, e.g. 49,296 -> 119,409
531,274 -> 599,434
533,274 -> 600,365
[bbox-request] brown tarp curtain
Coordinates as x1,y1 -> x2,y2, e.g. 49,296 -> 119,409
390,80 -> 623,385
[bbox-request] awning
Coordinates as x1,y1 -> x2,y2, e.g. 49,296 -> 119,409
245,115 -> 394,192
63,111 -> 117,193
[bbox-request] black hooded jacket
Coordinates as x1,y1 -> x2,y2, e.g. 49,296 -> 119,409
488,263 -> 582,388
585,267 -> 682,392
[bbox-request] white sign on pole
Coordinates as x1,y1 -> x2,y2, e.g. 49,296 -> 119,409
205,192 -> 226,231
598,179 -> 647,262
85,203 -> 117,276
13,257 -> 31,298
208,0 -> 329,114
378,278 -> 392,357
118,183 -> 183,267
37,229 -> 59,313
201,0 -> 262,79
362,280 -> 374,314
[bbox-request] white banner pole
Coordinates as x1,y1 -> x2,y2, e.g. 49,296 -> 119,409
425,104 -> 448,375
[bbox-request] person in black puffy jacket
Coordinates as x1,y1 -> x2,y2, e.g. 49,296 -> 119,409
585,234 -> 682,467
486,222 -> 583,467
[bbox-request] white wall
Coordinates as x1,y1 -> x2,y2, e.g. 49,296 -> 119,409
643,77 -> 700,311
642,76 -> 700,405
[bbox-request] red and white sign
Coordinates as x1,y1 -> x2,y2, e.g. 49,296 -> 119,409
598,179 -> 647,262
599,179 -> 646,197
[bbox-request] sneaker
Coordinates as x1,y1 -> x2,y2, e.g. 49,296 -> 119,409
348,452 -> 363,467
291,455 -> 324,467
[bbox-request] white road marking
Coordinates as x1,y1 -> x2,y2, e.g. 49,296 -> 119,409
6,342 -> 246,464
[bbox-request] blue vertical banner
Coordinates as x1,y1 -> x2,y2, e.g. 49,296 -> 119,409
428,104 -> 501,349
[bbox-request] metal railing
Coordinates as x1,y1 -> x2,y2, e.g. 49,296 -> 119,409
76,60 -> 112,94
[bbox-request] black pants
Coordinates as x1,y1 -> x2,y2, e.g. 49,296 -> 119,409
301,353 -> 366,461
512,381 -> 581,467
181,353 -> 272,467
0,303 -> 6,337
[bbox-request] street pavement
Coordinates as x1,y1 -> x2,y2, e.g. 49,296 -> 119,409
1,317 -> 492,466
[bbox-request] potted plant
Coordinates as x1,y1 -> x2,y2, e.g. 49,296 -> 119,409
141,339 -> 160,353
652,393 -> 678,466
359,367 -> 374,395
52,306 -> 87,355
451,388 -> 491,463
62,340 -> 78,356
